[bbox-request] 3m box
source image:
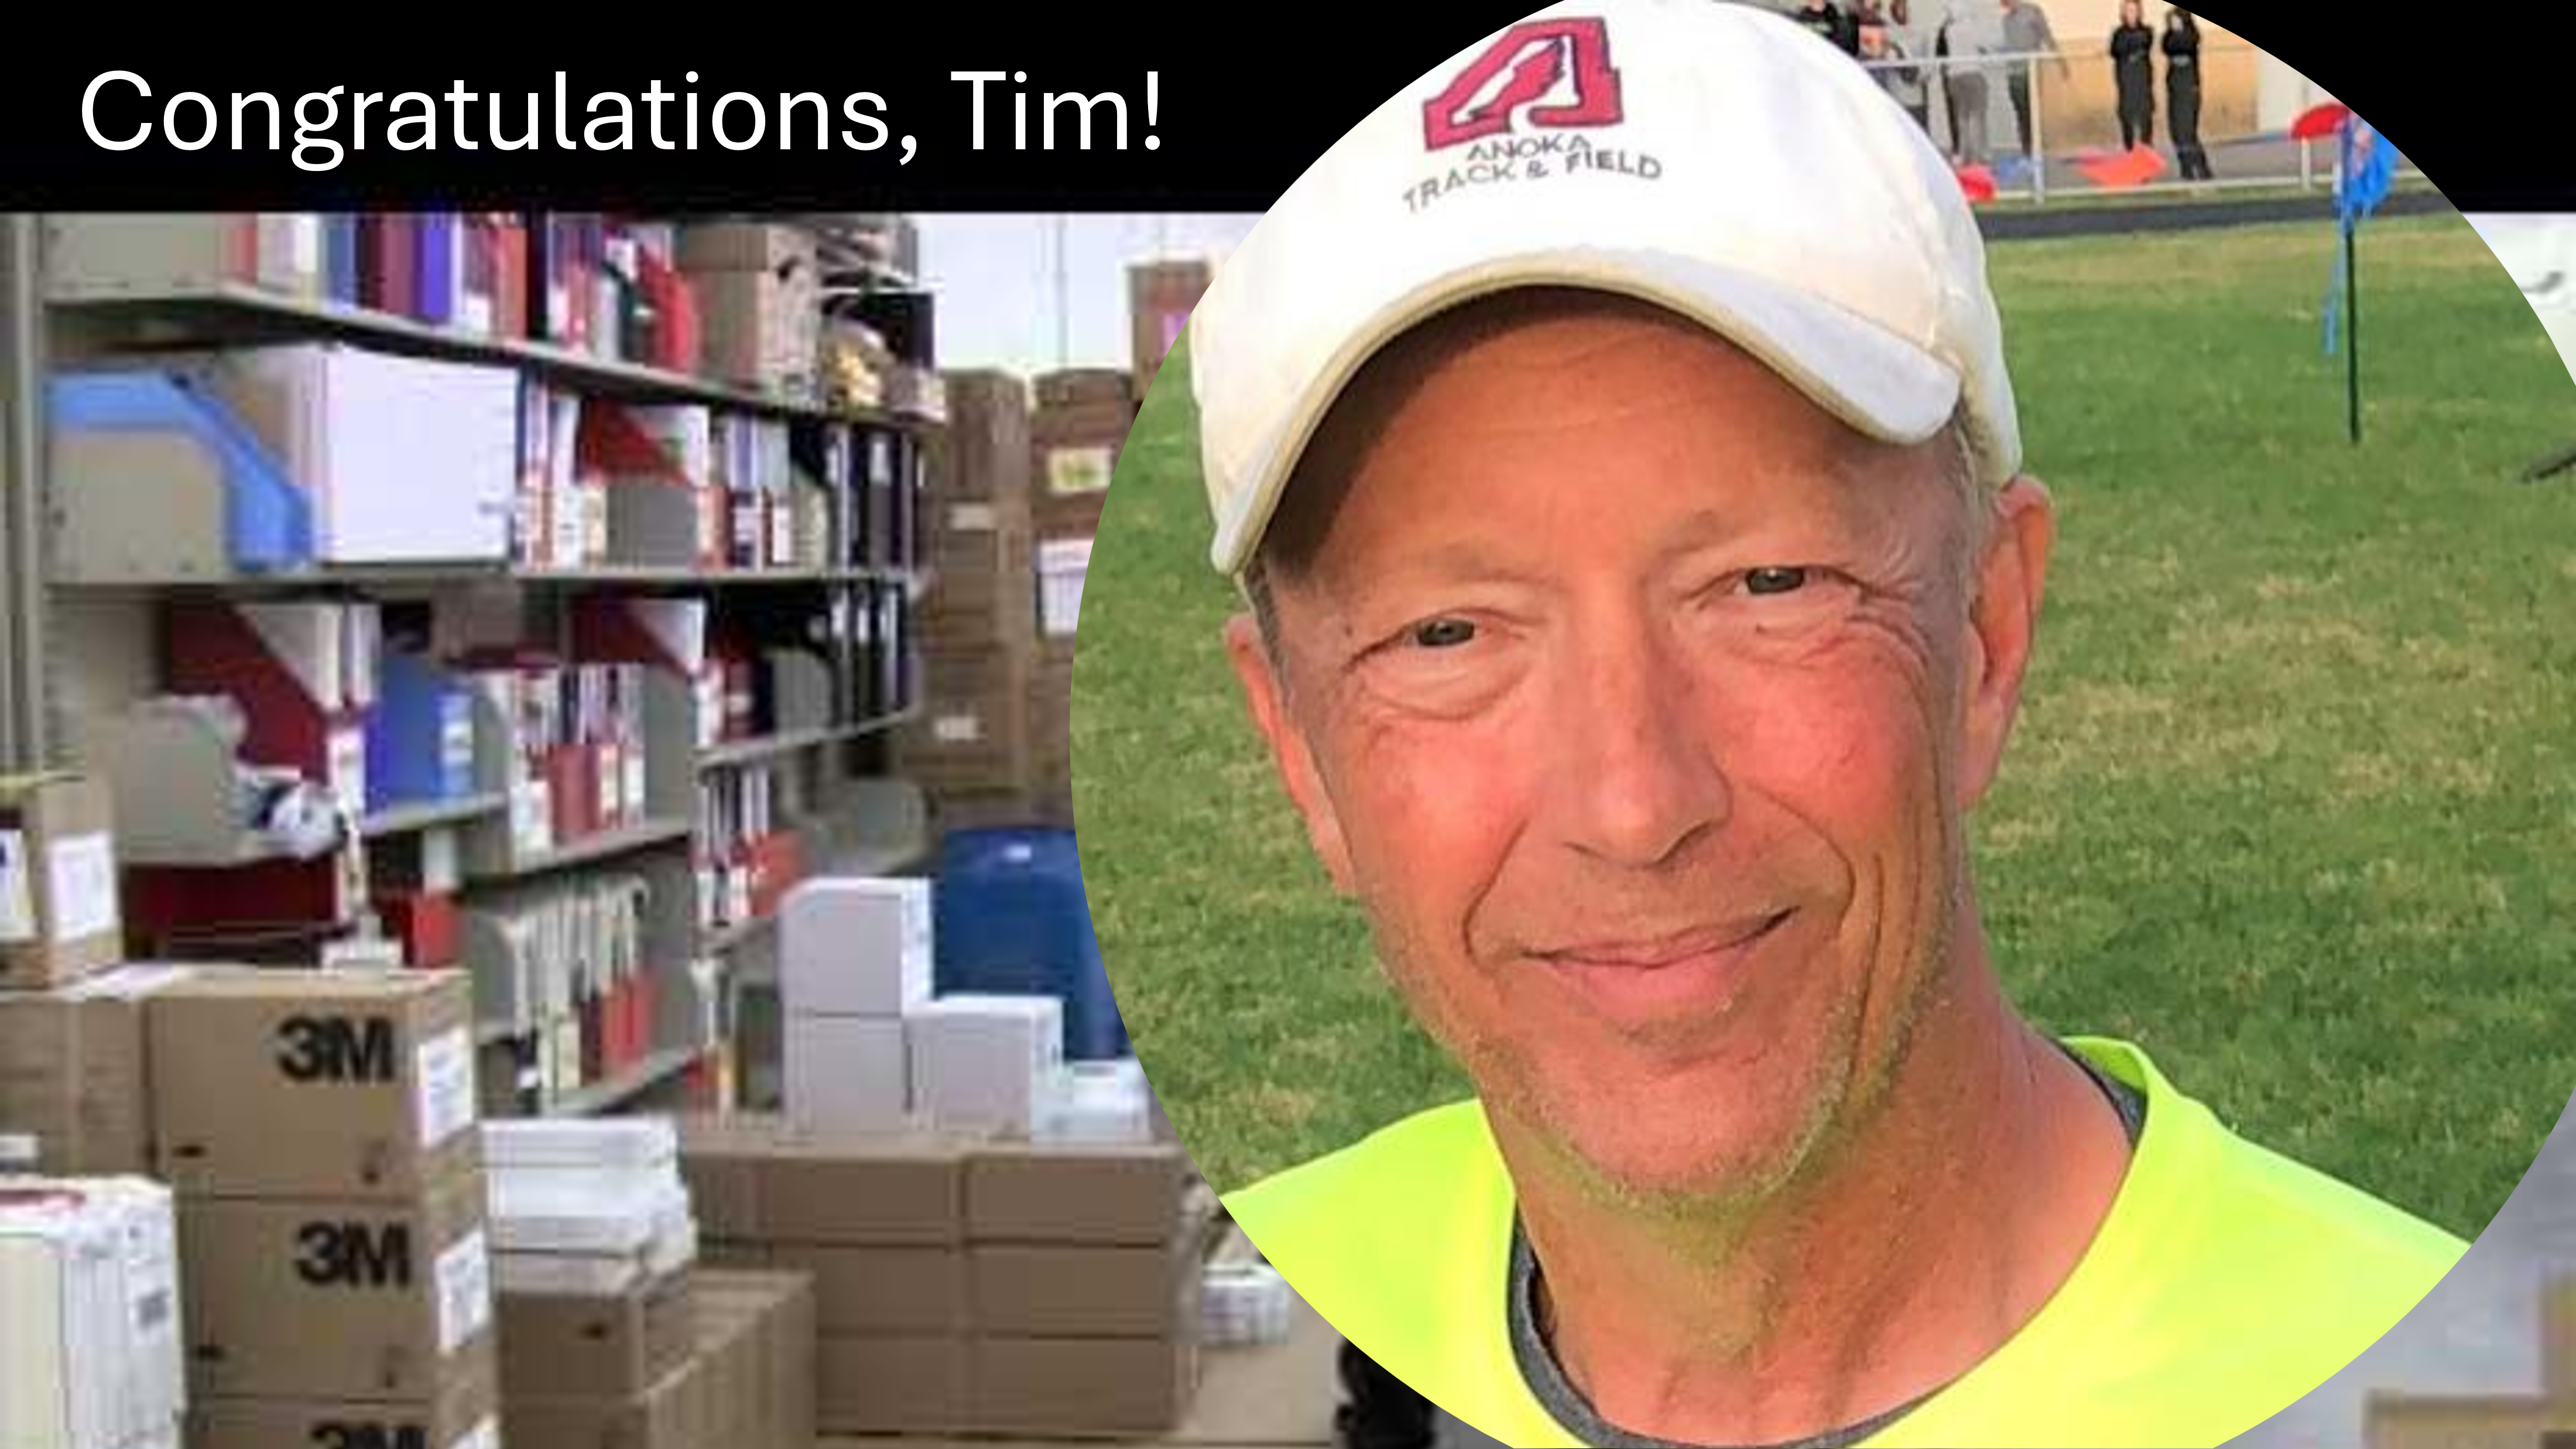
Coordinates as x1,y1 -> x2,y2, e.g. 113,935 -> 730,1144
497,1267 -> 697,1401
176,1168 -> 494,1400
966,1140 -> 1194,1246
0,772 -> 123,991
189,1347 -> 499,1449
0,964 -> 193,1176
149,967 -> 481,1199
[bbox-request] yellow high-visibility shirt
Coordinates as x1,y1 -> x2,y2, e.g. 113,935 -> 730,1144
1222,1037 -> 2465,1448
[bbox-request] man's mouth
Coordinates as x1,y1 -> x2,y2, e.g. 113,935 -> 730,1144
1528,910 -> 1796,1026
1535,911 -> 1794,970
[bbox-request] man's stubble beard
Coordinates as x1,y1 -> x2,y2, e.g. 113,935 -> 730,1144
1356,818 -> 1967,1236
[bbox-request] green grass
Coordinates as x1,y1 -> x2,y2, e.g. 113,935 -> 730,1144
1070,211 -> 2576,1241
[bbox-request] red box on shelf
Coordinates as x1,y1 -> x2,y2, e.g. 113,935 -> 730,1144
376,892 -> 461,968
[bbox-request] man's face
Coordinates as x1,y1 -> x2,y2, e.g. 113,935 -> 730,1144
1231,293 -> 2030,1207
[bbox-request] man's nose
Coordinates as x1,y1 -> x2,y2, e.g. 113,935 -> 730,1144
1548,619 -> 1732,870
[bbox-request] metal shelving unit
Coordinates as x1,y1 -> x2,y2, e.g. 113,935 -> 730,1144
7,211 -> 941,1123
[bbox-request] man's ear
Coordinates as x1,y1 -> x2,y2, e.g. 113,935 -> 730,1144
1224,614 -> 1358,895
1957,475 -> 2054,813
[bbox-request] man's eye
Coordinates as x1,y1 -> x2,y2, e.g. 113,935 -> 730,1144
1744,567 -> 1810,596
1410,618 -> 1477,649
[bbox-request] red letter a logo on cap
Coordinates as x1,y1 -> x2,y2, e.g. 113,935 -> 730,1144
1424,18 -> 1624,151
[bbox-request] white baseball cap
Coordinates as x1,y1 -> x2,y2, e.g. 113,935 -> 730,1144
1190,0 -> 2023,579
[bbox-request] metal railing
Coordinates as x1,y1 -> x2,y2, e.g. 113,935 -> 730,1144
1847,35 -> 2418,204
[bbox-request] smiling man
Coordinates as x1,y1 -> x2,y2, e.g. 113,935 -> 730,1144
1186,3 -> 2467,1447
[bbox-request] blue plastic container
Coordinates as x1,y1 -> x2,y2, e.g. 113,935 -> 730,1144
934,827 -> 1129,1060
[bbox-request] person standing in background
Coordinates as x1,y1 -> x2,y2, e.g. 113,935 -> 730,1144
2165,6 -> 2213,179
1937,6 -> 1990,165
1998,0 -> 2070,157
2110,0 -> 2156,150
1861,16 -> 1933,134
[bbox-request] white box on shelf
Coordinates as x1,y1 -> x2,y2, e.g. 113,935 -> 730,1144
0,1176 -> 186,1449
779,876 -> 933,1018
905,994 -> 1066,1138
785,1015 -> 912,1134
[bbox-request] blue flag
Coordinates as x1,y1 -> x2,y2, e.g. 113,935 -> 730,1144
2324,116 -> 2397,356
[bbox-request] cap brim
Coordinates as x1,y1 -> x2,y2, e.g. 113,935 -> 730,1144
1210,246 -> 1963,579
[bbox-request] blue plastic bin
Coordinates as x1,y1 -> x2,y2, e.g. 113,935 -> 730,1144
933,827 -> 1129,1060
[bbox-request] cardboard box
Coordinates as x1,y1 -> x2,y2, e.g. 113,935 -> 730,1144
970,1336 -> 1201,1438
696,270 -> 817,396
777,876 -> 933,1019
674,222 -> 815,276
817,1335 -> 968,1436
189,1345 -> 500,1449
931,371 -> 1034,504
763,1132 -> 972,1247
0,772 -> 123,990
496,1268 -> 697,1402
150,967 -> 481,1200
177,1167 -> 493,1401
969,1198 -> 1214,1337
907,995 -> 1065,1138
2361,1393 -> 2576,1448
967,1140 -> 1194,1246
502,1349 -> 707,1449
0,962 -> 193,1176
1034,369 -> 1134,412
0,1175 -> 187,1449
898,648 -> 1034,795
784,1015 -> 912,1133
772,1244 -> 967,1335
686,1280 -> 761,1449
670,1114 -> 787,1243
696,1269 -> 816,1449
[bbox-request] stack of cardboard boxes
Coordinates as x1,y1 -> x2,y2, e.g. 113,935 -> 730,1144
965,1138 -> 1217,1438
487,1119 -> 814,1449
156,968 -> 502,1449
779,875 -> 933,1134
899,370 -> 1044,830
1026,368 -> 1129,821
674,1114 -> 1211,1438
